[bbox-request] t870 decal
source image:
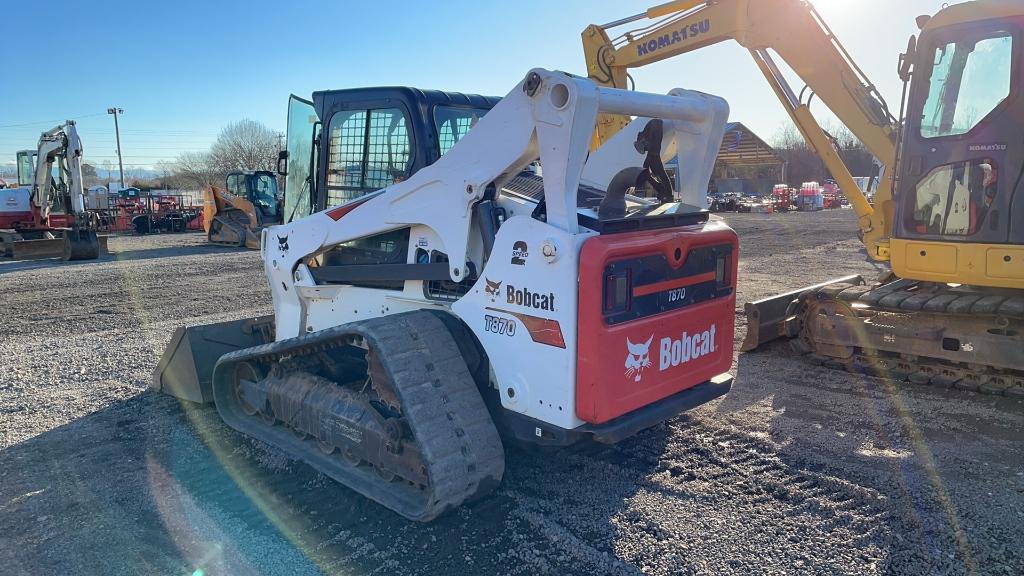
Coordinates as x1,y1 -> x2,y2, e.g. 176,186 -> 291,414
484,314 -> 516,336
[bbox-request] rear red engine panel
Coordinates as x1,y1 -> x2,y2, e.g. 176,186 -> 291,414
576,219 -> 738,424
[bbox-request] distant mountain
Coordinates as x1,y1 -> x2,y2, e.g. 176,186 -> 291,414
0,161 -> 162,182
95,168 -> 163,180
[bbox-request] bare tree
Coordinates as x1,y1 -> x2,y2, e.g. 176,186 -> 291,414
171,151 -> 220,188
165,119 -> 279,190
772,122 -> 876,185
208,119 -> 279,173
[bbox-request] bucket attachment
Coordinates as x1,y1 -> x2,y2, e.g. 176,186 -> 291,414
63,229 -> 101,261
152,315 -> 273,403
741,274 -> 863,351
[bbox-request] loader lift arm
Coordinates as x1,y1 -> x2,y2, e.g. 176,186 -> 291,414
582,0 -> 898,260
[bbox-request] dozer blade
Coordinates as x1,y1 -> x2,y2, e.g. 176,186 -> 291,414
2,234 -> 108,261
741,274 -> 864,351
5,238 -> 66,260
152,315 -> 273,404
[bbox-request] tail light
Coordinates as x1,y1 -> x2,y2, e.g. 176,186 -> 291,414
715,252 -> 731,291
603,269 -> 632,313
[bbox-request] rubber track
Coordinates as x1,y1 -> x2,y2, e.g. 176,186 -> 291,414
797,282 -> 1024,397
211,310 -> 505,521
208,209 -> 252,247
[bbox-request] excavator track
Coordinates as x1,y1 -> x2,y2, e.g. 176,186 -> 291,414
749,277 -> 1024,397
210,310 -> 505,522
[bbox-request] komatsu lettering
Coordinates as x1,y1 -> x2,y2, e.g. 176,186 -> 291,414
659,324 -> 717,370
506,284 -> 556,311
637,19 -> 711,57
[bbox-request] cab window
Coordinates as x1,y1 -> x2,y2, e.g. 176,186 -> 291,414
920,33 -> 1013,138
908,158 -> 998,235
226,173 -> 242,196
326,108 -> 411,206
252,174 -> 278,217
434,106 -> 487,155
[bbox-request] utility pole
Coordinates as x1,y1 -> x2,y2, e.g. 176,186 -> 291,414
107,107 -> 125,189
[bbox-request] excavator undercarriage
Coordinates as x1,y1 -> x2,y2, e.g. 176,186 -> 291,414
744,277 -> 1024,397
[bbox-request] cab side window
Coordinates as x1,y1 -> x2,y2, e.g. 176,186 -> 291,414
226,173 -> 241,196
434,106 -> 486,156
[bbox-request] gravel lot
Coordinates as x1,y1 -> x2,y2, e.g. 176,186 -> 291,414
0,210 -> 1021,575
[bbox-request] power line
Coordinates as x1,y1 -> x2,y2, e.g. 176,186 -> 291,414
0,112 -> 107,129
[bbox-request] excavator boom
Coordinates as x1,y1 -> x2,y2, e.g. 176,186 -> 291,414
583,0 -> 896,259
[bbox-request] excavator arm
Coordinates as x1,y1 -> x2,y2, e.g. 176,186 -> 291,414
32,122 -> 87,222
582,0 -> 898,260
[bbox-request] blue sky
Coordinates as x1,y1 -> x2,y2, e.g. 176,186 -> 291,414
0,0 -> 949,174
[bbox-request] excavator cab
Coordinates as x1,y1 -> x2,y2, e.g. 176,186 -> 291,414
892,12 -> 1023,287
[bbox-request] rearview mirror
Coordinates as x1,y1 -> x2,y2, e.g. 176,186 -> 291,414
277,150 -> 288,176
898,34 -> 917,82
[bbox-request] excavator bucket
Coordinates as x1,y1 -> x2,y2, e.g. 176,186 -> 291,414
151,315 -> 273,404
741,274 -> 863,351
62,229 -> 101,261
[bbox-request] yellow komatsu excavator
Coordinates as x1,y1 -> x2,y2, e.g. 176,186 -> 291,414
204,170 -> 281,249
583,0 -> 1024,395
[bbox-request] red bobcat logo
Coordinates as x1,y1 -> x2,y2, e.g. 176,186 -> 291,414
625,335 -> 654,382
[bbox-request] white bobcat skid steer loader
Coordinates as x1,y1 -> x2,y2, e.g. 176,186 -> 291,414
153,69 -> 737,521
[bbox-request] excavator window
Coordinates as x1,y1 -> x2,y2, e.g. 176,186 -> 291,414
920,33 -> 1013,138
16,151 -> 35,187
909,158 -> 998,236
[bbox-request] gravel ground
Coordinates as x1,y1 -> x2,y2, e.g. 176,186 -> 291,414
0,210 -> 1021,575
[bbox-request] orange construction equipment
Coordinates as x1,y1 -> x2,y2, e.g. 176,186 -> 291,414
203,170 -> 281,248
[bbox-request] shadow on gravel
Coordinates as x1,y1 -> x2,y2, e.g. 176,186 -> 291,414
718,347 -> 1024,574
0,244 -> 244,274
0,392 -> 667,576
109,244 -> 245,263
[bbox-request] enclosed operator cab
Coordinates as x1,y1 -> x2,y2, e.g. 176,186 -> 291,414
893,4 -> 1024,288
227,170 -> 280,222
280,88 -> 499,224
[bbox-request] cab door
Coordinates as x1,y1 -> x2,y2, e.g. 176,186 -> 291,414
283,95 -> 318,224
896,21 -> 1023,245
